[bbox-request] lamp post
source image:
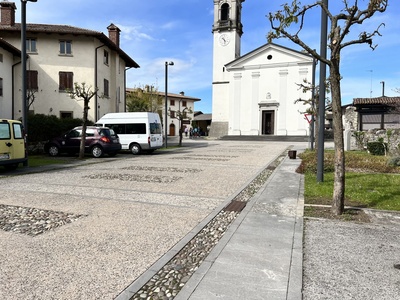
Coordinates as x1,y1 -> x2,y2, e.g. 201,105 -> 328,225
317,0 -> 328,182
21,0 -> 37,135
164,61 -> 174,148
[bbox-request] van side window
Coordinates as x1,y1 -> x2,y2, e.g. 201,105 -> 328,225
126,123 -> 146,134
0,123 -> 11,139
13,123 -> 23,139
106,124 -> 125,134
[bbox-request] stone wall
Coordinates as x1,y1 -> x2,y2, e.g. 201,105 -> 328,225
343,106 -> 400,154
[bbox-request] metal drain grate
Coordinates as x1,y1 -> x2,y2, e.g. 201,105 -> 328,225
224,200 -> 247,212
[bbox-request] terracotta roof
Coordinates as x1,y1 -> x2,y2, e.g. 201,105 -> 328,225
353,97 -> 400,105
0,37 -> 20,55
0,23 -> 139,68
194,113 -> 212,121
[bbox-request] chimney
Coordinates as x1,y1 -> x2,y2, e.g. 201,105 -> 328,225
0,1 -> 17,26
179,91 -> 185,96
107,23 -> 121,47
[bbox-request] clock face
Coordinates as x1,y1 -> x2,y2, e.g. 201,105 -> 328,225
219,33 -> 230,46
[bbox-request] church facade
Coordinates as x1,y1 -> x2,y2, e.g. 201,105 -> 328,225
210,0 -> 314,137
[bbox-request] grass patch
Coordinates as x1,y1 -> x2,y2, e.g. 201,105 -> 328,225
27,155 -> 76,167
299,150 -> 400,219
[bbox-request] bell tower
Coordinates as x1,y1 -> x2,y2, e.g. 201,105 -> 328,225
210,0 -> 244,137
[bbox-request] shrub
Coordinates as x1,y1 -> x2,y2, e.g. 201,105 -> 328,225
27,114 -> 92,143
387,156 -> 400,167
367,142 -> 387,156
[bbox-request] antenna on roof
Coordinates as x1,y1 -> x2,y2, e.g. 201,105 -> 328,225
368,70 -> 373,98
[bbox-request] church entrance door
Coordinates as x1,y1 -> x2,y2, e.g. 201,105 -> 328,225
262,111 -> 275,135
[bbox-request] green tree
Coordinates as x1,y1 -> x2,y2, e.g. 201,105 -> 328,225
268,0 -> 388,215
126,85 -> 163,113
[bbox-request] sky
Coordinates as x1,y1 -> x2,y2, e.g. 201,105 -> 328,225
14,0 -> 400,113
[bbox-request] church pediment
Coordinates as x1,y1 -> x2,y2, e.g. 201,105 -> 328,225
225,43 -> 313,71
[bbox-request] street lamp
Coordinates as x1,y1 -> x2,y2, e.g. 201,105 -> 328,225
164,61 -> 174,148
21,0 -> 37,135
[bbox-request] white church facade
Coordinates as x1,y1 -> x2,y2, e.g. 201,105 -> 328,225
210,0 -> 314,137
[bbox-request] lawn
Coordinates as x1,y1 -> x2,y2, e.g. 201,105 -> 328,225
298,150 -> 400,219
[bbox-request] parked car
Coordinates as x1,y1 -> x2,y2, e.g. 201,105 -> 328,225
0,119 -> 27,170
44,126 -> 121,158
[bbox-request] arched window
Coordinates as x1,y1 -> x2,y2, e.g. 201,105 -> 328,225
221,3 -> 229,21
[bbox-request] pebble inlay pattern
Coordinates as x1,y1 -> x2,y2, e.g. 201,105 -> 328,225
84,174 -> 182,183
0,204 -> 84,236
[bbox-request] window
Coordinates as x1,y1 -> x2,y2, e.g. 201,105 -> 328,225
221,3 -> 229,20
60,112 -> 73,119
27,70 -> 38,90
0,123 -> 11,139
170,111 -> 175,118
13,123 -> 23,139
104,50 -> 109,65
182,100 -> 187,107
59,72 -> 73,91
104,79 -> 109,97
26,39 -> 37,53
59,40 -> 72,55
0,78 -> 3,97
170,99 -> 175,106
106,123 -> 147,134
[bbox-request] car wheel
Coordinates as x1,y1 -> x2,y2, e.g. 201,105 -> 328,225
91,145 -> 104,158
48,145 -> 60,156
130,143 -> 141,155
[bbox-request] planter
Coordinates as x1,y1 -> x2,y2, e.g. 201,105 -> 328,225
288,150 -> 297,159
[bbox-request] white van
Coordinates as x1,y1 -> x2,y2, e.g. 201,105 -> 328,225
95,112 -> 163,155
0,119 -> 27,170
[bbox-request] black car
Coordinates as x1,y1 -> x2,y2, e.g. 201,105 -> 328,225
44,126 -> 121,158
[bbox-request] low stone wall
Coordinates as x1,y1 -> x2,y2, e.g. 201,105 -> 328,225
349,128 -> 400,154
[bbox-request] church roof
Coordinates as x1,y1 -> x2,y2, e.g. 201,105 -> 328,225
225,42 -> 313,70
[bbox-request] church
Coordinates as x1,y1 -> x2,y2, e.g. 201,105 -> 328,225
209,0 -> 314,137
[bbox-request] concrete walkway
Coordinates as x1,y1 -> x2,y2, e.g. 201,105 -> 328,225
176,151 -> 304,300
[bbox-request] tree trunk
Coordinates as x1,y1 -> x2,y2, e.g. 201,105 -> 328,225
79,100 -> 89,159
179,121 -> 183,147
330,62 -> 345,215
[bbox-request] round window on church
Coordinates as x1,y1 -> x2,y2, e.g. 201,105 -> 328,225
267,55 -> 273,60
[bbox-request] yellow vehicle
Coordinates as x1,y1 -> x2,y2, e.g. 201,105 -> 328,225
0,119 -> 27,170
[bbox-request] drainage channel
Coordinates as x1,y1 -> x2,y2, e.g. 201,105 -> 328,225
120,153 -> 287,300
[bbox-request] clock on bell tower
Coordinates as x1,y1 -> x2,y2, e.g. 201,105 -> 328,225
210,0 -> 245,137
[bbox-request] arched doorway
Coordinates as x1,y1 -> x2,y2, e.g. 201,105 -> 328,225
169,123 -> 176,136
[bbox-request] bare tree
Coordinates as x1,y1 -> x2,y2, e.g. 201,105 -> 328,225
68,82 -> 100,159
169,106 -> 193,146
268,0 -> 388,215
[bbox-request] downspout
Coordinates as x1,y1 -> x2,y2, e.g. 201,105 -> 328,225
95,44 -> 106,121
12,60 -> 22,120
124,67 -> 133,112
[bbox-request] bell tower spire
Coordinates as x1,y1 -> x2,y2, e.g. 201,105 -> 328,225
210,0 -> 245,137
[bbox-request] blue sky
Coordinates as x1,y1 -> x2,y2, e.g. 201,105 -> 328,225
16,0 -> 400,113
